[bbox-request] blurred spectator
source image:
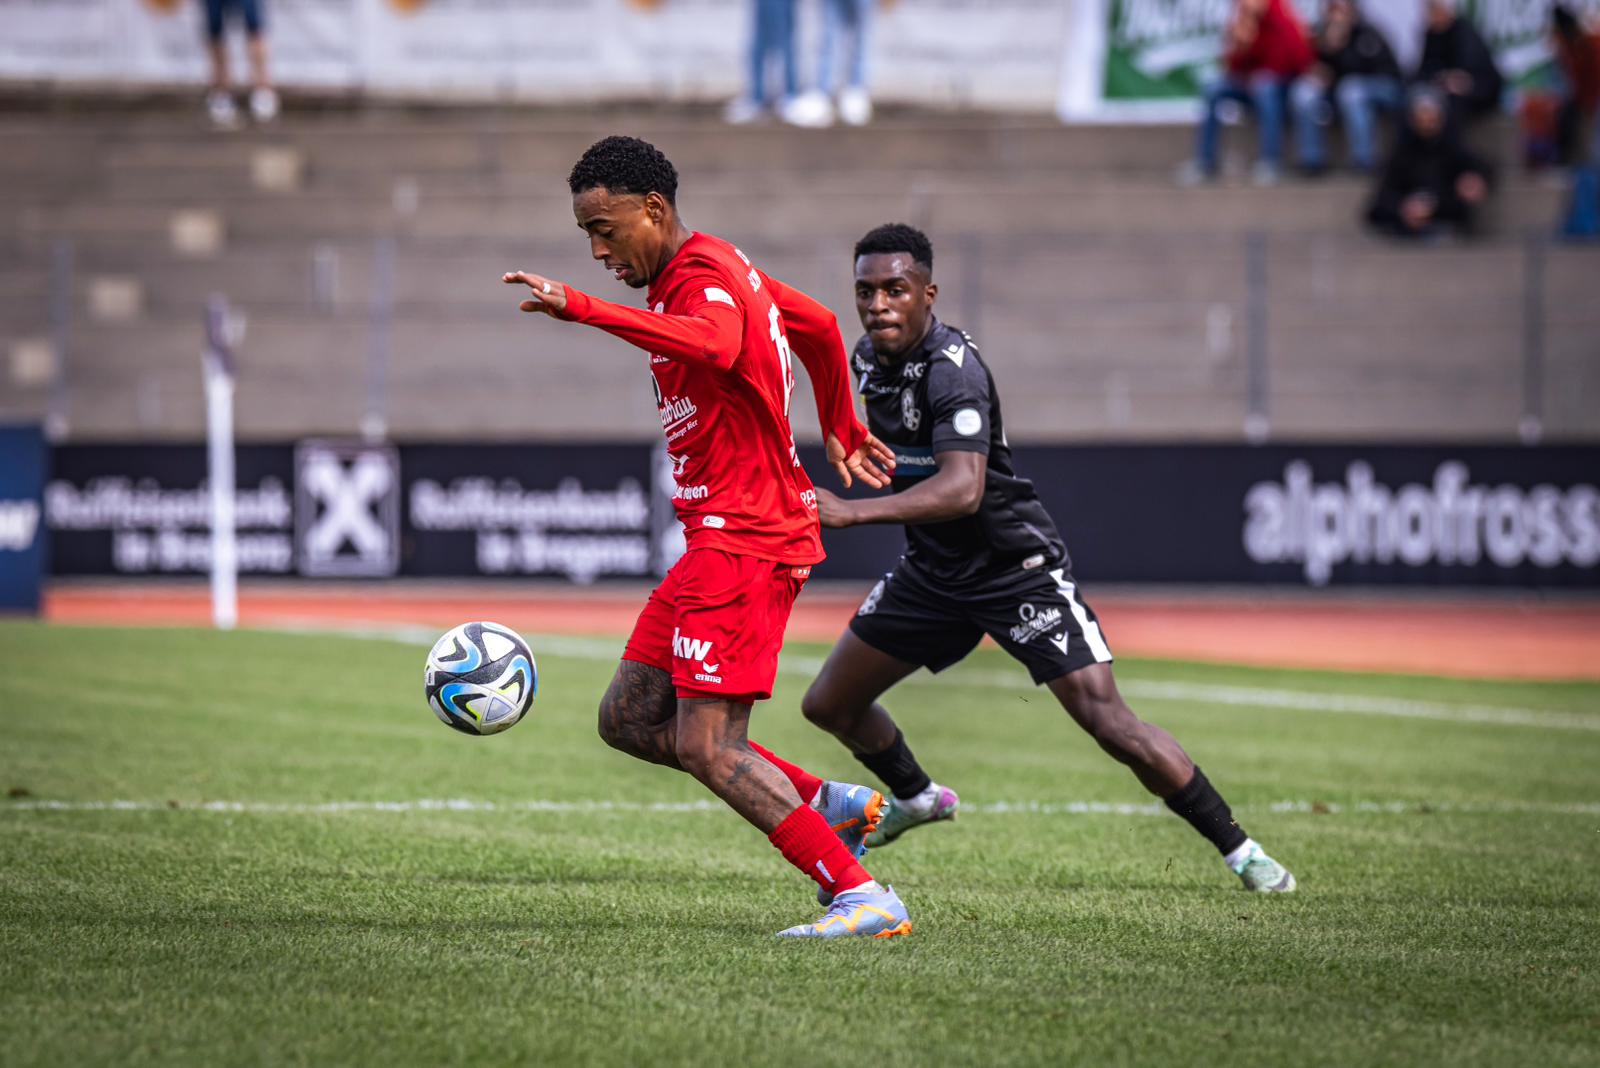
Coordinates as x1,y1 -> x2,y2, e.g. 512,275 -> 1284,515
203,0 -> 277,127
1417,0 -> 1504,122
1367,86 -> 1493,239
1180,0 -> 1314,186
1551,5 -> 1600,164
1290,0 -> 1402,175
784,0 -> 878,128
725,0 -> 800,125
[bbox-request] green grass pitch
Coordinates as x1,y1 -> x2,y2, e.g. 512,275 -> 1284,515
2,620 -> 1597,1066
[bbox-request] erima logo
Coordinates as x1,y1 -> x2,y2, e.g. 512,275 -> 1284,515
0,500 -> 40,551
672,628 -> 714,663
703,287 -> 735,307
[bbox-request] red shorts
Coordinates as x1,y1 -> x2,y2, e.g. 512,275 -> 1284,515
623,547 -> 812,704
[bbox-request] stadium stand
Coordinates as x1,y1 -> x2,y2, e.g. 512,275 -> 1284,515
2,102 -> 1594,442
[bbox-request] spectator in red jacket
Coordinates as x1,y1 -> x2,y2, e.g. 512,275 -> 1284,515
1182,0 -> 1315,186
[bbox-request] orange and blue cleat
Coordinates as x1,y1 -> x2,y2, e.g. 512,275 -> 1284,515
777,882 -> 912,940
813,780 -> 884,906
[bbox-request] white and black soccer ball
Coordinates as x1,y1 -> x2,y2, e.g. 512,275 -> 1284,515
424,621 -> 538,736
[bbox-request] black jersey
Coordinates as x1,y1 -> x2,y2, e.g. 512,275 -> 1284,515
851,317 -> 1069,588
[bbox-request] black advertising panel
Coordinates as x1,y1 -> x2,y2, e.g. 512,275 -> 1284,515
1015,445 -> 1600,588
41,442 -> 1600,588
46,444 -> 296,576
400,443 -> 654,581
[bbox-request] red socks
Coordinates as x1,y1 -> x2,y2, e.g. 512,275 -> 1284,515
749,741 -> 822,804
744,743 -> 868,894
768,804 -> 872,895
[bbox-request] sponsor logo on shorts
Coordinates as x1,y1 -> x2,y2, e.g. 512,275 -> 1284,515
800,488 -> 817,509
1009,602 -> 1065,647
858,578 -> 886,617
673,484 -> 710,501
695,660 -> 722,684
701,516 -> 726,529
672,628 -> 714,663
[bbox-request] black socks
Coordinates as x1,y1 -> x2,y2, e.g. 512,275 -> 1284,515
854,729 -> 932,801
1163,766 -> 1249,856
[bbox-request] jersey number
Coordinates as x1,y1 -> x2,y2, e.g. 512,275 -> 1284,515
767,303 -> 800,465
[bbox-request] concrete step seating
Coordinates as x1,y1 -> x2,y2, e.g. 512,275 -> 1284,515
2,103 -> 1594,441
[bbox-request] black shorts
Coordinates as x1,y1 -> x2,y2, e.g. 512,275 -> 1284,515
848,561 -> 1114,685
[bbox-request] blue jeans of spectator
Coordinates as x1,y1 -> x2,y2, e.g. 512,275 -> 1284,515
819,0 -> 872,93
202,0 -> 264,40
1291,73 -> 1402,170
1196,71 -> 1289,173
749,0 -> 798,105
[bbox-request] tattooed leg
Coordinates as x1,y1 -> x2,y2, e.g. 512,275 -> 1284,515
596,660 -> 681,769
673,698 -> 803,833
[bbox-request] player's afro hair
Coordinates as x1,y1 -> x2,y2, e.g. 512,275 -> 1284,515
853,223 -> 933,275
568,136 -> 679,205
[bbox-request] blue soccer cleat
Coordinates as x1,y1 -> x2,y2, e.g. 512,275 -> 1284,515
777,883 -> 912,940
812,781 -> 884,906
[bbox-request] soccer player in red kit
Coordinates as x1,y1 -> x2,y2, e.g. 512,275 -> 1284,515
501,136 -> 912,939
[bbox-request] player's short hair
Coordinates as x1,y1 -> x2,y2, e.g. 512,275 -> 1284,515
854,223 -> 933,276
568,136 -> 679,205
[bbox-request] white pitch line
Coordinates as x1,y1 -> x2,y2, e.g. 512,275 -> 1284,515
274,624 -> 1600,735
5,798 -> 1598,817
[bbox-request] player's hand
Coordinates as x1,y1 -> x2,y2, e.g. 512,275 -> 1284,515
502,270 -> 569,316
826,431 -> 895,490
814,487 -> 856,529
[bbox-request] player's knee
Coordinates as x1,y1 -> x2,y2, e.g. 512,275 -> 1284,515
672,731 -> 719,781
800,681 -> 843,730
1085,705 -> 1145,761
595,693 -> 628,751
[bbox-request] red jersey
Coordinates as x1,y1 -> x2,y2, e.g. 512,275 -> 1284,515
555,232 -> 867,566
1228,0 -> 1313,79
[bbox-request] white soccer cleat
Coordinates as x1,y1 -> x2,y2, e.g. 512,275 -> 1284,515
863,784 -> 959,848
1231,843 -> 1296,893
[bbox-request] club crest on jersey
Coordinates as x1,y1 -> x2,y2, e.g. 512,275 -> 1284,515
900,389 -> 921,431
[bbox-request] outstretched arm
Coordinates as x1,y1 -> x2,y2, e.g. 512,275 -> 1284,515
502,269 -> 743,370
816,451 -> 986,528
765,274 -> 895,488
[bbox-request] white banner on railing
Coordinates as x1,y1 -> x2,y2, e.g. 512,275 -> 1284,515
0,0 -> 1073,110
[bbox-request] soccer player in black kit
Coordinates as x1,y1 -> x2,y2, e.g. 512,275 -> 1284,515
803,224 -> 1295,892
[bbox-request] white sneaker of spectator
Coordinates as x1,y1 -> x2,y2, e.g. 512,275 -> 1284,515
250,87 -> 280,124
837,87 -> 872,126
207,90 -> 240,129
1250,160 -> 1282,187
781,90 -> 835,128
723,98 -> 765,125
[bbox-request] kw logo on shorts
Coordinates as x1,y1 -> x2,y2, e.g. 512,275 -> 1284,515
673,628 -> 722,683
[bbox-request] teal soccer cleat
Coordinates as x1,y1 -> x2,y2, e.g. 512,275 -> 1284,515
1232,843 -> 1297,893
777,883 -> 912,940
863,784 -> 960,848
